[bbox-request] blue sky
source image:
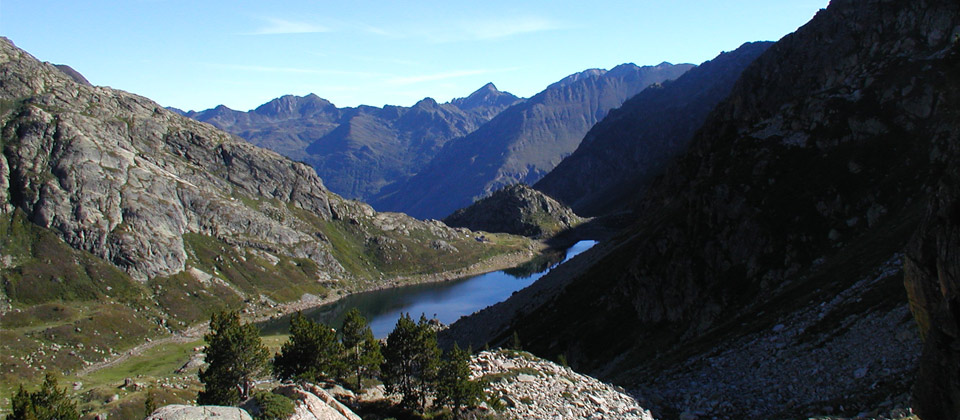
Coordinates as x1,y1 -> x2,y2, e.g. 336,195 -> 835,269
1,1 -> 828,112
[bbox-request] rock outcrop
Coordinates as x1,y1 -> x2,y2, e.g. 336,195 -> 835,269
1,36 -> 335,281
473,349 -> 654,420
0,36 -> 528,287
443,184 -> 582,238
904,177 -> 960,419
272,384 -> 361,420
145,404 -> 253,420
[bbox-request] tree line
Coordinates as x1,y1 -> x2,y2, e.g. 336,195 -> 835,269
199,309 -> 483,417
4,308 -> 483,419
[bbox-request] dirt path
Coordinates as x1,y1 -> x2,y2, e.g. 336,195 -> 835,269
76,246 -> 542,378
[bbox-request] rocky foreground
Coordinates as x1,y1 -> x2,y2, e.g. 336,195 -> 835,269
472,349 -> 655,420
145,348 -> 653,420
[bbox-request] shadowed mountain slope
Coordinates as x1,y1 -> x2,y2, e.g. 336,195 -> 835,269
370,62 -> 694,220
534,41 -> 772,216
446,0 -> 960,417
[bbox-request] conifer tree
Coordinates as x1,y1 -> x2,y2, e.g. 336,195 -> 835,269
381,313 -> 440,411
273,312 -> 344,383
8,373 -> 79,420
436,343 -> 482,418
414,314 -> 440,411
198,310 -> 269,405
339,308 -> 383,391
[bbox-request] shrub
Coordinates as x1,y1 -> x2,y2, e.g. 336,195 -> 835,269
253,391 -> 296,420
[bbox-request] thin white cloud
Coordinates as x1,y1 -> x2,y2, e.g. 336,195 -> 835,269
208,63 -> 387,78
464,16 -> 566,40
250,17 -> 330,35
387,68 -> 518,85
371,16 -> 567,43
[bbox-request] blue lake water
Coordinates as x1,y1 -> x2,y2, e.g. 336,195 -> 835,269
260,240 -> 596,338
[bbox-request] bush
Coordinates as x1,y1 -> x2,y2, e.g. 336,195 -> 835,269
253,391 -> 296,420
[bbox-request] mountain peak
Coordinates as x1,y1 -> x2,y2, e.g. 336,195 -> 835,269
253,93 -> 334,119
451,82 -> 521,113
549,68 -> 608,89
414,97 -> 439,108
478,82 -> 499,92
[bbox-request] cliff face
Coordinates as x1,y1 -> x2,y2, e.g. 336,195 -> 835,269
534,42 -> 771,217
905,175 -> 960,420
443,184 -> 582,239
448,0 -> 960,416
0,37 -> 537,388
0,36 -> 529,292
1,38 -> 334,281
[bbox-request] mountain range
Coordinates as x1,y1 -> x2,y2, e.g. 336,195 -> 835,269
0,37 -> 533,390
181,62 -> 693,220
175,84 -> 521,202
4,0 -> 960,417
534,41 -> 772,216
370,62 -> 694,219
445,0 -> 960,417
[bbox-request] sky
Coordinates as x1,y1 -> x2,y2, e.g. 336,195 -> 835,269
1,1 -> 829,112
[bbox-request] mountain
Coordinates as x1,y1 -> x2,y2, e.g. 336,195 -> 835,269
370,62 -> 695,220
182,85 -> 521,201
443,183 -> 582,239
445,0 -> 960,417
0,37 -> 533,387
534,42 -> 772,217
450,82 -> 522,119
53,64 -> 90,86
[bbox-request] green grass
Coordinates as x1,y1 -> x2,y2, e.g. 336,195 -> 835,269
78,339 -> 203,389
148,270 -> 242,327
180,232 -> 329,302
1,210 -> 147,306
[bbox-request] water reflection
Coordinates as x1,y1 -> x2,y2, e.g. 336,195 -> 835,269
259,240 -> 596,338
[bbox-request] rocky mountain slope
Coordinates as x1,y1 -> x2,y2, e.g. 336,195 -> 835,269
471,349 -> 654,419
0,37 -> 533,389
180,84 -> 521,201
371,62 -> 695,220
904,151 -> 960,419
446,0 -> 960,417
534,42 -> 771,217
443,183 -> 582,239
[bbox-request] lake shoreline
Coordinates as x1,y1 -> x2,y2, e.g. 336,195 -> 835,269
261,242 -> 548,324
262,240 -> 598,338
77,241 -> 550,376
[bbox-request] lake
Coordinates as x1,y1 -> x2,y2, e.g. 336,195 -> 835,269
260,240 -> 597,338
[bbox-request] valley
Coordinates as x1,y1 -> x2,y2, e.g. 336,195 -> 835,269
3,0 -> 960,419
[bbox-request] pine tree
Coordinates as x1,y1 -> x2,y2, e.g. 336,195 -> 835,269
273,312 -> 344,383
436,343 -> 482,418
339,308 -> 383,391
8,373 -> 79,420
414,314 -> 440,411
381,313 -> 440,412
198,310 -> 270,406
381,313 -> 419,408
